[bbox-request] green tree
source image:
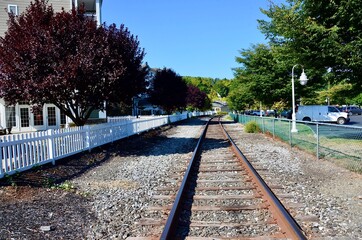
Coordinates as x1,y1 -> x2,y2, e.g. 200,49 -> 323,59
213,80 -> 230,98
315,82 -> 353,105
183,76 -> 214,94
234,44 -> 301,107
352,94 -> 362,106
259,0 -> 362,94
226,79 -> 254,111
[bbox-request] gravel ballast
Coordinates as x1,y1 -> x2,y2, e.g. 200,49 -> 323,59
0,117 -> 361,239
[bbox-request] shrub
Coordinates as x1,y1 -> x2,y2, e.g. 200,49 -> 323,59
217,111 -> 228,115
244,121 -> 261,133
56,181 -> 75,191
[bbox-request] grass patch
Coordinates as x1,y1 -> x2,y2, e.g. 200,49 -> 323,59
232,114 -> 362,173
223,115 -> 233,121
326,157 -> 362,173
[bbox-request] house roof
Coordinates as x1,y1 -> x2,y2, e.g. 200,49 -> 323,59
212,101 -> 228,107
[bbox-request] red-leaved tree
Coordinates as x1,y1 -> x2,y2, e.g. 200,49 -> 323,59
186,85 -> 211,111
149,68 -> 187,114
0,0 -> 147,126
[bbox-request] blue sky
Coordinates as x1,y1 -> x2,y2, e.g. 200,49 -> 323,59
102,1 -> 284,79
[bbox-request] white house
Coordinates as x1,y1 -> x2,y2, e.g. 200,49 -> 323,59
212,101 -> 229,113
0,0 -> 103,133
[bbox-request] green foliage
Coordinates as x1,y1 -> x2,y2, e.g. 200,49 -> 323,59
226,81 -> 254,111
183,76 -> 232,103
183,76 -> 214,94
4,172 -> 20,187
213,80 -> 230,98
272,100 -> 288,112
352,93 -> 362,106
214,111 -> 228,116
316,82 -> 353,105
232,43 -> 307,109
259,0 -> 362,93
244,121 -> 261,133
52,181 -> 75,191
42,177 -> 55,188
230,0 -> 362,111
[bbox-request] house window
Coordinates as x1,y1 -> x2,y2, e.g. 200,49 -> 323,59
5,106 -> 16,128
47,107 -> 56,126
84,13 -> 96,21
8,5 -> 18,15
20,108 -> 30,127
60,111 -> 66,124
33,109 -> 44,126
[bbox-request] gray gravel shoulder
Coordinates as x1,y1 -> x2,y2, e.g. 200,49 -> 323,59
224,120 -> 362,240
1,117 -> 360,239
71,118 -> 206,239
76,117 -> 362,239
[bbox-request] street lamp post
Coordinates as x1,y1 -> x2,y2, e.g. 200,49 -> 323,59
291,64 -> 308,133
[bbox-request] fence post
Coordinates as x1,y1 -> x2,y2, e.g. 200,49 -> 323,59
289,120 -> 292,147
316,123 -> 319,160
47,129 -> 55,165
84,125 -> 91,152
0,138 -> 4,178
273,118 -> 275,138
110,122 -> 114,143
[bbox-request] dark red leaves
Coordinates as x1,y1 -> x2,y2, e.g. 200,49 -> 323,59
0,0 -> 147,126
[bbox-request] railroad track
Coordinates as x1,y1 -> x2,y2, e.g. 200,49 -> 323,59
128,117 -> 307,239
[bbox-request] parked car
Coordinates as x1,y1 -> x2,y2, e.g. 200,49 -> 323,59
244,110 -> 253,115
340,106 -> 362,115
280,109 -> 292,119
252,110 -> 265,116
296,105 -> 350,124
265,109 -> 276,117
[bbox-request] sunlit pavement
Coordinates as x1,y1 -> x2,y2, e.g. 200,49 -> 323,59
347,115 -> 362,126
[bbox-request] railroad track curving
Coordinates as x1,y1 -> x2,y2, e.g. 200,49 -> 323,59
128,117 -> 307,240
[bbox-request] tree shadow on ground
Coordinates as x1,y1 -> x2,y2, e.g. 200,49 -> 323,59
0,117 -> 231,187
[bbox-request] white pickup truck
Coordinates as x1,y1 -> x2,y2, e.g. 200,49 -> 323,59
296,105 -> 350,124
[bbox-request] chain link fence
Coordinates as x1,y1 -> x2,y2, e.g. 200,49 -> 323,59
230,114 -> 362,173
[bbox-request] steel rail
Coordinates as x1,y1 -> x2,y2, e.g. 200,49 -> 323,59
159,118 -> 211,240
219,121 -> 308,240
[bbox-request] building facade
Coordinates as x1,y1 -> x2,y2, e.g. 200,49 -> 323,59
0,0 -> 103,133
0,0 -> 103,36
212,101 -> 229,113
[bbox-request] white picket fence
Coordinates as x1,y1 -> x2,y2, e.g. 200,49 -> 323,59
0,113 -> 197,178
